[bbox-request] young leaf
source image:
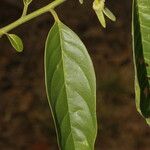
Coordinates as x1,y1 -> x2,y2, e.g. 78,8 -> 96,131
23,0 -> 32,5
45,21 -> 97,149
93,0 -> 105,28
79,0 -> 83,4
7,34 -> 23,52
103,7 -> 116,22
93,0 -> 116,28
132,0 -> 150,124
146,118 -> 150,126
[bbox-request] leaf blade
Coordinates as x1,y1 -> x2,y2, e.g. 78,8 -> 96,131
132,0 -> 150,124
79,0 -> 83,4
95,9 -> 106,28
103,7 -> 116,22
23,0 -> 32,5
7,34 -> 23,52
45,21 -> 97,149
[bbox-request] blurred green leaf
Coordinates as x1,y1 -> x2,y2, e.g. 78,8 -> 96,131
7,34 -> 23,52
132,0 -> 150,124
79,0 -> 83,4
146,118 -> 150,126
45,21 -> 97,149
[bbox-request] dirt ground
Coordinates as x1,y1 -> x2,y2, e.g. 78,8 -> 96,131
0,0 -> 150,150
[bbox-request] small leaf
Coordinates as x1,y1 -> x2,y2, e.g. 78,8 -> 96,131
79,0 -> 83,4
95,9 -> 106,28
93,0 -> 116,28
7,34 -> 23,52
93,0 -> 106,27
132,0 -> 150,124
23,0 -> 32,5
45,21 -> 97,149
103,7 -> 116,22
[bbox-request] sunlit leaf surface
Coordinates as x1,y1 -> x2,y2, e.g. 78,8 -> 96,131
45,21 -> 97,149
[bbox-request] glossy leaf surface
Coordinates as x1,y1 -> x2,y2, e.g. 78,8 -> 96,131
7,34 -> 23,52
132,0 -> 150,124
45,21 -> 97,149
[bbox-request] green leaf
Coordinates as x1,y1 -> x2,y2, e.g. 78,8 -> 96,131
146,118 -> 150,126
132,0 -> 150,123
93,0 -> 106,28
103,7 -> 116,22
79,0 -> 83,4
95,9 -> 106,28
7,34 -> 23,52
93,0 -> 116,28
45,21 -> 97,149
23,0 -> 32,5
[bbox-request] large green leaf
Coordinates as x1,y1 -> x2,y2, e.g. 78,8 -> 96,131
45,21 -> 97,149
23,0 -> 33,5
132,0 -> 150,124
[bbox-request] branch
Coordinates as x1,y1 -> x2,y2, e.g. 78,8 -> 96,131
0,0 -> 66,37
